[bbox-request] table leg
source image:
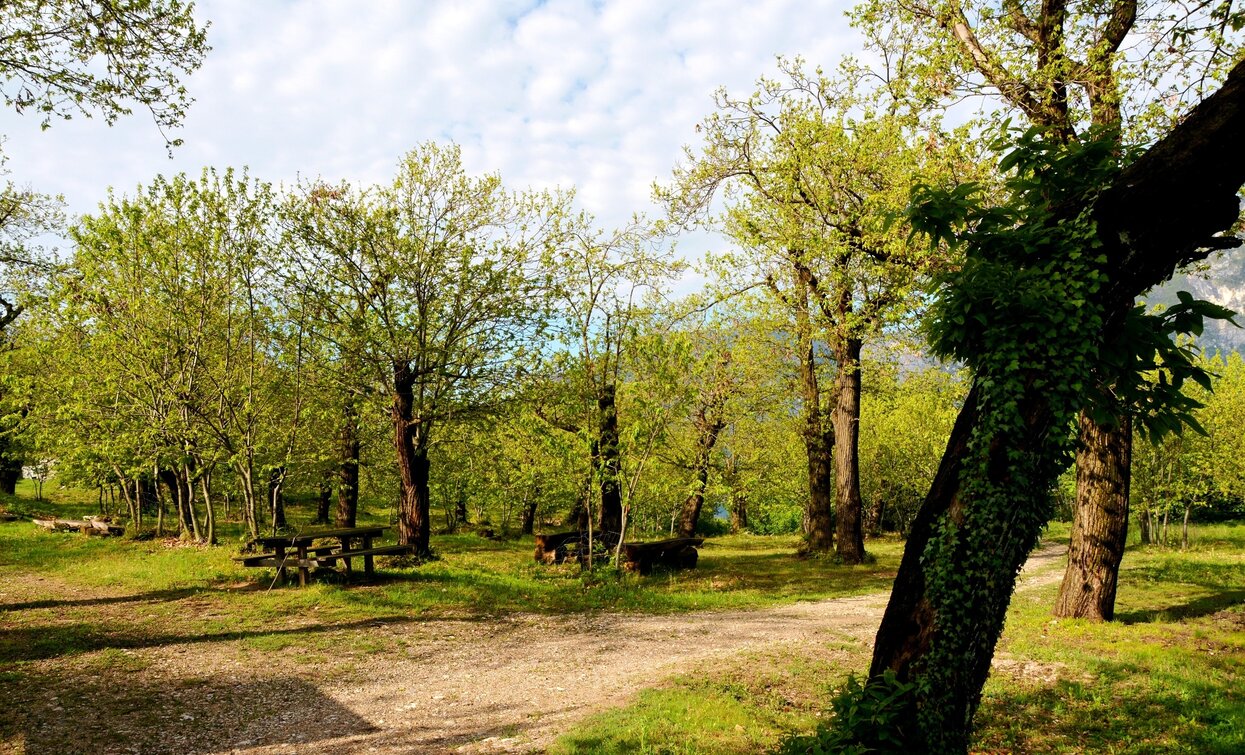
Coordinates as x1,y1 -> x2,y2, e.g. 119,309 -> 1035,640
297,543 -> 309,587
363,535 -> 375,579
342,536 -> 353,579
275,544 -> 288,584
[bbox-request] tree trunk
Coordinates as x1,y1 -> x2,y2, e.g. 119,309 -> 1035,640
336,399 -> 361,528
200,470 -> 216,546
833,336 -> 866,563
862,58 -> 1245,752
676,407 -> 725,538
520,485 -> 540,535
1182,503 -> 1191,549
268,466 -> 287,531
393,361 -> 432,557
730,490 -> 748,532
1054,412 -> 1132,621
1137,502 -> 1152,544
792,270 -> 834,553
596,383 -> 623,545
0,434 -> 21,494
316,481 -> 332,525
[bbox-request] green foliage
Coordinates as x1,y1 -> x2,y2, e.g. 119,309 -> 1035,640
880,126 -> 1235,750
859,355 -> 967,535
0,0 -> 209,145
779,671 -> 916,755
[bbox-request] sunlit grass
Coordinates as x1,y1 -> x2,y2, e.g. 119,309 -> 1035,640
553,521 -> 1245,754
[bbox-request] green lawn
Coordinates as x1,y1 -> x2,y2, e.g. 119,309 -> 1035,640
2,486 -> 1241,754
552,523 -> 1245,754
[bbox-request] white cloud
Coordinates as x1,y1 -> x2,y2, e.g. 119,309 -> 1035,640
0,0 -> 859,262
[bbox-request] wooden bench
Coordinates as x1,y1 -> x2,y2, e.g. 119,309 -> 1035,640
235,526 -> 407,586
307,544 -> 413,579
620,537 -> 704,575
233,545 -> 336,568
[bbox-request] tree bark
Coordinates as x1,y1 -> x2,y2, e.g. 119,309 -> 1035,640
520,485 -> 540,535
832,336 -> 866,563
596,383 -> 623,545
864,58 -> 1245,752
316,481 -> 331,525
393,361 -> 432,557
0,455 -> 19,495
793,270 -> 834,553
1054,412 -> 1132,620
336,399 -> 361,528
676,405 -> 725,538
268,466 -> 287,531
1137,501 -> 1152,544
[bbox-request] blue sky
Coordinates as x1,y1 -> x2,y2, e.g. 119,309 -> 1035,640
0,0 -> 862,280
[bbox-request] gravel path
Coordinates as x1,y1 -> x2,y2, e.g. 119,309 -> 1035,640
1,543 -> 1067,755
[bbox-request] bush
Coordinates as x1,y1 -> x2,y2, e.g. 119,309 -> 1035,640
778,671 -> 916,755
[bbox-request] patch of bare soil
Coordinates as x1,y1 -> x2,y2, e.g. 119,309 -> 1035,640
0,544 -> 1067,755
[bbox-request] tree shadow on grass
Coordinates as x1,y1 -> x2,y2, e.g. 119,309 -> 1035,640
0,612 -> 493,664
0,585 -> 221,612
1116,588 -> 1245,624
974,672 -> 1245,754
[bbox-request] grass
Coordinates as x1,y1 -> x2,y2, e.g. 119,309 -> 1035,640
3,486 -> 1241,753
0,488 -> 902,665
551,522 -> 1245,754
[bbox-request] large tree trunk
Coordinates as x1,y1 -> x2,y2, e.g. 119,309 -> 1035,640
393,362 -> 432,557
1054,412 -> 1132,620
832,336 -> 866,563
596,383 -> 623,545
863,59 -> 1245,752
676,406 -> 725,538
336,399 -> 361,528
793,271 -> 834,553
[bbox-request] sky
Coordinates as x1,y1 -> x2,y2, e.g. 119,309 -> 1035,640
0,0 -> 864,278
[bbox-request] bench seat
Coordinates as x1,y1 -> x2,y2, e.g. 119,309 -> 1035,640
234,545 -> 337,568
310,544 -> 413,563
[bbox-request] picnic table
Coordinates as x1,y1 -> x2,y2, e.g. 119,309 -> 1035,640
235,525 -> 411,586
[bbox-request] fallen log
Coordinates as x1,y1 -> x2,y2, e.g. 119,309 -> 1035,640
533,530 -> 581,564
620,537 -> 704,575
32,516 -> 125,536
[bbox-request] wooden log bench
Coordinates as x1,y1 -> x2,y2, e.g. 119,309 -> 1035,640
33,517 -> 125,536
534,530 -> 582,564
620,537 -> 704,575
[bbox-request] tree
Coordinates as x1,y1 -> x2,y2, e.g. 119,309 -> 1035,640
858,352 -> 967,535
844,61 -> 1245,752
285,143 -> 569,557
534,217 -> 681,548
60,169 -> 280,543
0,0 -> 209,146
853,0 -> 1245,621
660,58 -> 967,561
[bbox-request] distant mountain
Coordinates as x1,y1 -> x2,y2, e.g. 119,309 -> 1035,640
1143,244 -> 1245,355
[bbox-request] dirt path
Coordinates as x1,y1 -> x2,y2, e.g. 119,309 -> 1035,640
235,542 -> 1067,754
1,543 -> 1067,755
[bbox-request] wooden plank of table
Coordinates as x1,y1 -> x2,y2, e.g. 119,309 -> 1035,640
285,526 -> 386,545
